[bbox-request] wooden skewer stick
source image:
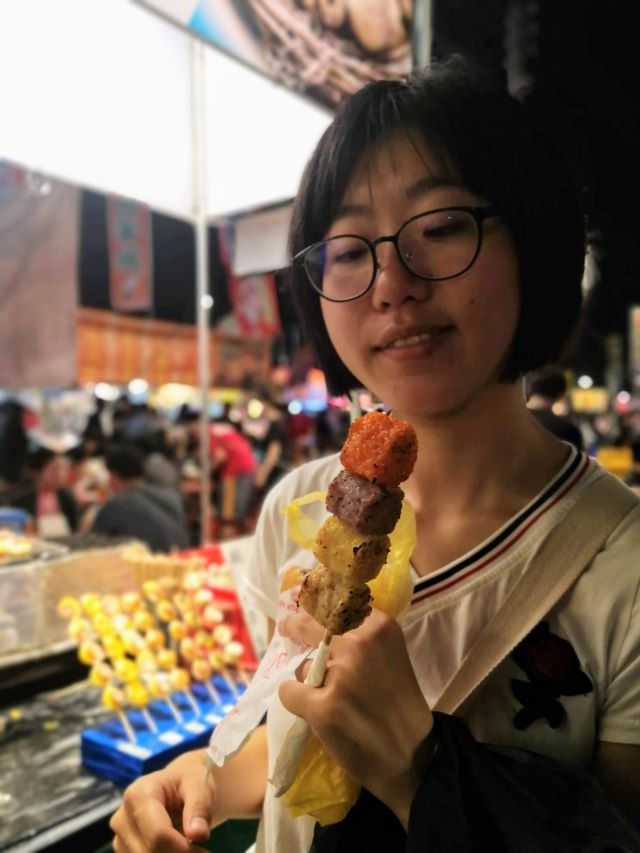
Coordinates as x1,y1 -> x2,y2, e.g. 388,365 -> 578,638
141,707 -> 158,734
117,711 -> 136,743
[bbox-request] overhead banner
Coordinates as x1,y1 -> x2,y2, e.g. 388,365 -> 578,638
107,195 -> 153,313
217,225 -> 281,339
136,0 -> 414,109
0,161 -> 79,389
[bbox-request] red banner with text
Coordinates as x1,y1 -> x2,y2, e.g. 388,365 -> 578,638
107,195 -> 153,313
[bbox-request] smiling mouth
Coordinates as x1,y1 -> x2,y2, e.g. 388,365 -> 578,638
382,327 -> 453,350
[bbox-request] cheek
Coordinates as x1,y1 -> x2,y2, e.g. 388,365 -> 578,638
469,256 -> 520,344
321,302 -> 360,360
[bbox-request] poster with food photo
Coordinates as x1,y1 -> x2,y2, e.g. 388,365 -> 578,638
137,0 -> 414,109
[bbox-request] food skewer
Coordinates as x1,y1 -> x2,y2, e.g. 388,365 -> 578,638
272,412 -> 417,796
102,684 -> 136,743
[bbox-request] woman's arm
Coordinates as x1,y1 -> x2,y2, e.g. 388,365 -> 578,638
110,726 -> 269,852
593,740 -> 640,828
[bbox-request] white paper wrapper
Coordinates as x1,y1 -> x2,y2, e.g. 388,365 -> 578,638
206,584 -> 313,767
270,639 -> 331,796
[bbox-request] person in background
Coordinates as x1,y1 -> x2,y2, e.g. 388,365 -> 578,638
137,430 -> 181,490
209,413 -> 258,539
0,400 -> 28,488
624,435 -> 640,494
1,446 -> 81,537
253,390 -> 289,500
91,445 -> 189,552
525,366 -> 584,451
67,436 -> 110,509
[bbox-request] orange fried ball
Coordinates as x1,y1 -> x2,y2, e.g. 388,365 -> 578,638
340,412 -> 417,487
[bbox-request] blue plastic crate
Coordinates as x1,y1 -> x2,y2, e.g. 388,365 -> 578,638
81,677 -> 246,787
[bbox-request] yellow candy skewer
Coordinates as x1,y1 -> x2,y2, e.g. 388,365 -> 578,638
126,680 -> 158,734
102,684 -> 136,743
113,658 -> 159,735
223,641 -> 251,687
89,661 -> 114,688
209,649 -> 239,698
57,595 -> 82,621
167,618 -> 187,653
147,674 -> 184,724
169,667 -> 201,716
191,659 -> 222,706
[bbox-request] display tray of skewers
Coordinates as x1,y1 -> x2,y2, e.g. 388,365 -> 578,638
57,546 -> 257,787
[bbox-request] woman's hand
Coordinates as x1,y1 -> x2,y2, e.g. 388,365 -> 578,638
110,749 -> 214,853
278,608 -> 433,826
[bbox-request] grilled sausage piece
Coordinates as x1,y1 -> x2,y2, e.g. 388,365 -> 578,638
326,470 -> 404,535
297,565 -> 372,635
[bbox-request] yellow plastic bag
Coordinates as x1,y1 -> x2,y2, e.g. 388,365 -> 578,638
279,493 -> 417,823
280,731 -> 360,825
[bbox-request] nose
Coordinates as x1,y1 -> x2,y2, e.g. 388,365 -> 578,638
370,239 -> 431,310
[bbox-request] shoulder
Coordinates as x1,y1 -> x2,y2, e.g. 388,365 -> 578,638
566,467 -> 640,606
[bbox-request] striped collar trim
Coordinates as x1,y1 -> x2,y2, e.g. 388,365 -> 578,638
411,448 -> 589,605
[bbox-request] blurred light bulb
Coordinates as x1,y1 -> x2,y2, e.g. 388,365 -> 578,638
95,382 -> 120,402
200,295 -> 213,309
128,378 -> 149,396
577,375 -> 593,390
247,399 -> 264,419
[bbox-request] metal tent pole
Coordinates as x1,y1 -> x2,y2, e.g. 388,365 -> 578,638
191,39 -> 212,545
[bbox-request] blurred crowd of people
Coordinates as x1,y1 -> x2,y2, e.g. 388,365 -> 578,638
0,388 -> 350,550
1,370 -> 639,550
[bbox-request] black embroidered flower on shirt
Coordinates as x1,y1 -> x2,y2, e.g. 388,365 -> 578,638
510,621 -> 593,730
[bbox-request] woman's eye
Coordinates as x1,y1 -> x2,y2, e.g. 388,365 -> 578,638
422,221 -> 464,239
334,248 -> 367,264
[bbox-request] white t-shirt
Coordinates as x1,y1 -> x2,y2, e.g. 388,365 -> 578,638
243,448 -> 640,853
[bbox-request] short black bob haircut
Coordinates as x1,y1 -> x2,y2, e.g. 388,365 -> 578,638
287,56 -> 586,397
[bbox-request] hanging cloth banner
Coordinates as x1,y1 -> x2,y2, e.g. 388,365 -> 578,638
0,161 -> 79,389
107,195 -> 153,313
217,225 -> 281,340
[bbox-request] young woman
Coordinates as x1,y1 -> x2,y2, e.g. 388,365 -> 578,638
110,58 -> 640,853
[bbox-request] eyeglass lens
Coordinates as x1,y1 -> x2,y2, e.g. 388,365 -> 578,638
304,209 -> 481,301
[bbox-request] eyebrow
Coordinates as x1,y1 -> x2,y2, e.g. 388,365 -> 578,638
333,175 -> 464,220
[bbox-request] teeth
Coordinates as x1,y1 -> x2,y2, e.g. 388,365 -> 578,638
390,332 -> 433,349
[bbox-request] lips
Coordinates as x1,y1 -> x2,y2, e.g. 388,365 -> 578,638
376,325 -> 454,351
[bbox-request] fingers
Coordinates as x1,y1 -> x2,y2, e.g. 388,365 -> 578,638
278,610 -> 325,647
179,772 -> 215,843
110,780 -> 194,853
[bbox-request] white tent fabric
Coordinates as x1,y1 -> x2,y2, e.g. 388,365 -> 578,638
0,0 -> 332,220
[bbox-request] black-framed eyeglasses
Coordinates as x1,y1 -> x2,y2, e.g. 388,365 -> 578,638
294,205 -> 500,303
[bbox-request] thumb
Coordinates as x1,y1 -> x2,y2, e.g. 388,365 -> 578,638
181,768 -> 215,842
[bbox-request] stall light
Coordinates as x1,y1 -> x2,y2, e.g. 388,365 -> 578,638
305,399 -> 328,413
616,391 -> 631,405
247,399 -> 264,419
288,400 -> 303,415
577,375 -> 594,390
200,295 -> 213,310
128,378 -> 149,396
94,382 -> 120,402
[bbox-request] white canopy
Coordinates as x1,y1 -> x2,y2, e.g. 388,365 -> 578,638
0,0 -> 332,220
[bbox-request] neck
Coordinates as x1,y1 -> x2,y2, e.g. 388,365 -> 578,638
397,383 -> 569,520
